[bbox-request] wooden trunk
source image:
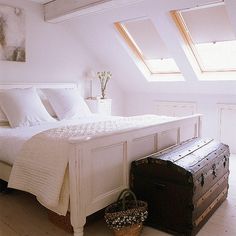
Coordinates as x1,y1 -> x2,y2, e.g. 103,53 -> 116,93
130,138 -> 230,236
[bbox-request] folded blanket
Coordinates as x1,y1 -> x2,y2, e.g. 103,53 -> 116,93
8,115 -> 175,215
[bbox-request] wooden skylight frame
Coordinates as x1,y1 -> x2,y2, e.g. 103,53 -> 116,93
171,2 -> 236,73
114,20 -> 181,75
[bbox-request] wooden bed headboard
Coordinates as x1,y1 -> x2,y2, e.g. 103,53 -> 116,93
0,83 -> 78,89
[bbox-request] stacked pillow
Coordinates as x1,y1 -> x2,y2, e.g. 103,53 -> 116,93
43,88 -> 91,120
0,87 -> 56,128
0,87 -> 91,128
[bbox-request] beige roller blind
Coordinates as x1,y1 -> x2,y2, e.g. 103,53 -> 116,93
123,19 -> 171,60
181,4 -> 236,44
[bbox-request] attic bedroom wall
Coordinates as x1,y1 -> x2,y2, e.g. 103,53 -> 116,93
0,0 -> 125,115
60,0 -> 236,147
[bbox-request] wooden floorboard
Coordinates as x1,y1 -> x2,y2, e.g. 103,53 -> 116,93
0,156 -> 236,236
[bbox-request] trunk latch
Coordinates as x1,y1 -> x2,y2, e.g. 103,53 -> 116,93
200,173 -> 205,187
223,155 -> 227,168
212,164 -> 217,179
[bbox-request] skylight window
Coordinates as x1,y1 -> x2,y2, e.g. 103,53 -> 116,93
172,2 -> 236,73
115,18 -> 180,75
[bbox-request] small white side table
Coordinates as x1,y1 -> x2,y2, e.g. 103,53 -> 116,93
86,99 -> 112,116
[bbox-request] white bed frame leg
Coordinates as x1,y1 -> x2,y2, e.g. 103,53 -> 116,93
69,146 -> 87,236
73,227 -> 84,236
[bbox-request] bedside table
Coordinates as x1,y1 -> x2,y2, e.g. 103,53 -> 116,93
86,99 -> 112,116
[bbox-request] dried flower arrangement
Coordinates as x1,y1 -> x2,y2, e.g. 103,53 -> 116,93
97,71 -> 112,99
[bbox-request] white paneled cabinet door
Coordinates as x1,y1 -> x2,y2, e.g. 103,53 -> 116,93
218,104 -> 236,154
155,101 -> 197,117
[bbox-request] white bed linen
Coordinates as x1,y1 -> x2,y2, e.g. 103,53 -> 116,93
0,114 -> 120,165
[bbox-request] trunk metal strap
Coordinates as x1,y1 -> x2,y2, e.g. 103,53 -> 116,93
194,187 -> 228,226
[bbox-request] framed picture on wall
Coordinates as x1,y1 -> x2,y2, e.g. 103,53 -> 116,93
0,4 -> 25,62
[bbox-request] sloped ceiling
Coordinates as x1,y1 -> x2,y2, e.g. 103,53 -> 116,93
56,0 -> 236,95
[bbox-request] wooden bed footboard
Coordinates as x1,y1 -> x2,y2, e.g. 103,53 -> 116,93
68,114 -> 202,236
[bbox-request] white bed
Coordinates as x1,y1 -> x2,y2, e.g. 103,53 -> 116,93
0,83 -> 202,236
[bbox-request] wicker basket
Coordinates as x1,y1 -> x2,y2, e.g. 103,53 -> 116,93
113,224 -> 142,236
105,189 -> 148,236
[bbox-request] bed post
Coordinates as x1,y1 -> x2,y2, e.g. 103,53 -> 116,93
198,115 -> 203,138
69,144 -> 86,236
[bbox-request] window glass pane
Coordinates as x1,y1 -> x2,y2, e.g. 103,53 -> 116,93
196,40 -> 236,71
145,58 -> 180,73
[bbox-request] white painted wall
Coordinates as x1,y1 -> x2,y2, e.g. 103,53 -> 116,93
0,0 -> 125,115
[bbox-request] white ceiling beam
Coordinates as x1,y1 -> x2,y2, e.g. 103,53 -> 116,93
29,0 -> 53,4
44,0 -> 144,23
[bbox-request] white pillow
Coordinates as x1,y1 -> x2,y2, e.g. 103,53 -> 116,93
37,88 -> 57,118
0,87 -> 56,128
43,88 -> 91,120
